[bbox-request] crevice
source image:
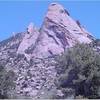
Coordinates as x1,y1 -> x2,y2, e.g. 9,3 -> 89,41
44,30 -> 59,45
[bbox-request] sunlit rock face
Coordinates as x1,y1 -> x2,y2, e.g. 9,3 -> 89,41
31,3 -> 93,58
0,2 -> 94,98
46,3 -> 92,43
15,3 -> 93,59
17,23 -> 40,60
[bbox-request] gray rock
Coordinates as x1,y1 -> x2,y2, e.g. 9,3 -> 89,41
0,2 -> 94,99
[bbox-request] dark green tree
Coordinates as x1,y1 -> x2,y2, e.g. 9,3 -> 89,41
56,43 -> 100,99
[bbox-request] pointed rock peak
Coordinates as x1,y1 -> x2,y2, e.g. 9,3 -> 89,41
46,2 -> 70,22
48,2 -> 64,11
48,2 -> 70,16
17,22 -> 40,60
44,3 -> 83,33
27,22 -> 34,34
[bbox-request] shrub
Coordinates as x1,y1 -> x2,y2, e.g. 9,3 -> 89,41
0,66 -> 16,99
56,43 -> 100,99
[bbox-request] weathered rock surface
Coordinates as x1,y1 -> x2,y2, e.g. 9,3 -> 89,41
0,2 -> 94,98
17,23 -> 40,60
31,3 -> 93,58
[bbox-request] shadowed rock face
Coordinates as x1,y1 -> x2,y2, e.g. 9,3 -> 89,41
0,2 -> 94,98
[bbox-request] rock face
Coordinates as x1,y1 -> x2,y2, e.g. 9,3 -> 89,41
30,3 -> 93,58
17,23 -> 40,60
0,3 -> 94,98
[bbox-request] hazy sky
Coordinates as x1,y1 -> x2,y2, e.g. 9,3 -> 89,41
0,0 -> 100,41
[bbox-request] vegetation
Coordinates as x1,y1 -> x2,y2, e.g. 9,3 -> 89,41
0,43 -> 100,99
55,43 -> 100,99
92,39 -> 100,46
0,66 -> 16,99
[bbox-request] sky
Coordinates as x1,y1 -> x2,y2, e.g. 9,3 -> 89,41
0,0 -> 100,41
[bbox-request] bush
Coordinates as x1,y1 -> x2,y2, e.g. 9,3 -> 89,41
92,39 -> 100,46
0,66 -> 16,99
56,43 -> 100,99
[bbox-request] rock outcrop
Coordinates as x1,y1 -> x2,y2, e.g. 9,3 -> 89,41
17,23 -> 40,60
0,2 -> 94,98
31,3 -> 93,58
